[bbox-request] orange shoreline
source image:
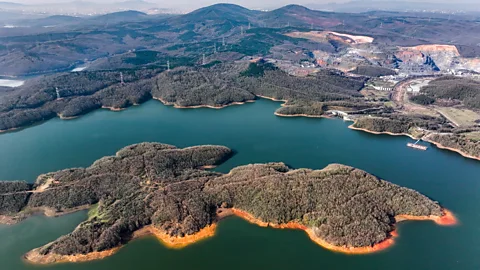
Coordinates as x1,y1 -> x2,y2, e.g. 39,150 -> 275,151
23,207 -> 457,264
230,208 -> 456,254
23,224 -> 217,265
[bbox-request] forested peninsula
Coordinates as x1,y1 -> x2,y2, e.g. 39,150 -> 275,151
0,61 -> 367,133
0,143 -> 455,264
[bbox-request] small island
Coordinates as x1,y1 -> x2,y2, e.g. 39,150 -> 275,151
0,142 -> 455,264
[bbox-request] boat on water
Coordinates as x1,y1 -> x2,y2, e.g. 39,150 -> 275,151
407,139 -> 428,151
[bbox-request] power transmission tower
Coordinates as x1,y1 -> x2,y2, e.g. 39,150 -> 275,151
56,87 -> 61,100
167,60 -> 170,71
120,72 -> 125,85
248,22 -> 251,30
202,54 -> 206,65
222,37 -> 226,47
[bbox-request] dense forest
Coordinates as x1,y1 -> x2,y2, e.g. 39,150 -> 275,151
0,62 -> 368,131
351,66 -> 397,77
0,181 -> 31,215
0,142 -> 444,262
410,94 -> 436,105
352,114 -> 449,135
419,76 -> 480,109
427,134 -> 480,158
0,69 -> 160,131
275,102 -> 326,116
152,63 -> 365,108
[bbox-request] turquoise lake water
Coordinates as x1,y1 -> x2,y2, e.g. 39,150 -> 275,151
0,99 -> 479,270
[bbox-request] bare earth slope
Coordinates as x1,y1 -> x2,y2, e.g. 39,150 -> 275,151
0,142 -> 455,264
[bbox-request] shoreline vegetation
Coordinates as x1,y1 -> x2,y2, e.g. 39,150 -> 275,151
0,63 -> 476,161
274,112 -> 328,118
1,94 -> 478,161
423,136 -> 480,162
348,121 -> 480,161
152,97 -> 256,110
2,94 -> 477,161
22,207 -> 457,264
24,224 -> 218,265
347,124 -> 417,140
0,143 -> 458,265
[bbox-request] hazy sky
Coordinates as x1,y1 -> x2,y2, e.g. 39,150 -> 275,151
9,0 -> 480,10
12,0 -> 478,4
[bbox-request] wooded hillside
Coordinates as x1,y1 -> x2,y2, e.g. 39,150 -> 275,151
0,142 -> 444,259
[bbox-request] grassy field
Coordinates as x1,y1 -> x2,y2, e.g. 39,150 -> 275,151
436,107 -> 480,127
466,132 -> 480,142
360,89 -> 390,100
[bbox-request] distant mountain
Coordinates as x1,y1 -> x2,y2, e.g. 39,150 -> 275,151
2,3 -> 480,77
0,11 -> 50,25
259,5 -> 345,28
0,0 -> 170,16
17,15 -> 84,27
91,10 -> 148,24
0,1 -> 23,8
10,11 -> 150,28
163,4 -> 262,36
115,0 -> 157,10
175,4 -> 259,23
307,0 -> 480,13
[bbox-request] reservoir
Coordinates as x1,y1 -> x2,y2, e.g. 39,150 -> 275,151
0,99 -> 479,270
